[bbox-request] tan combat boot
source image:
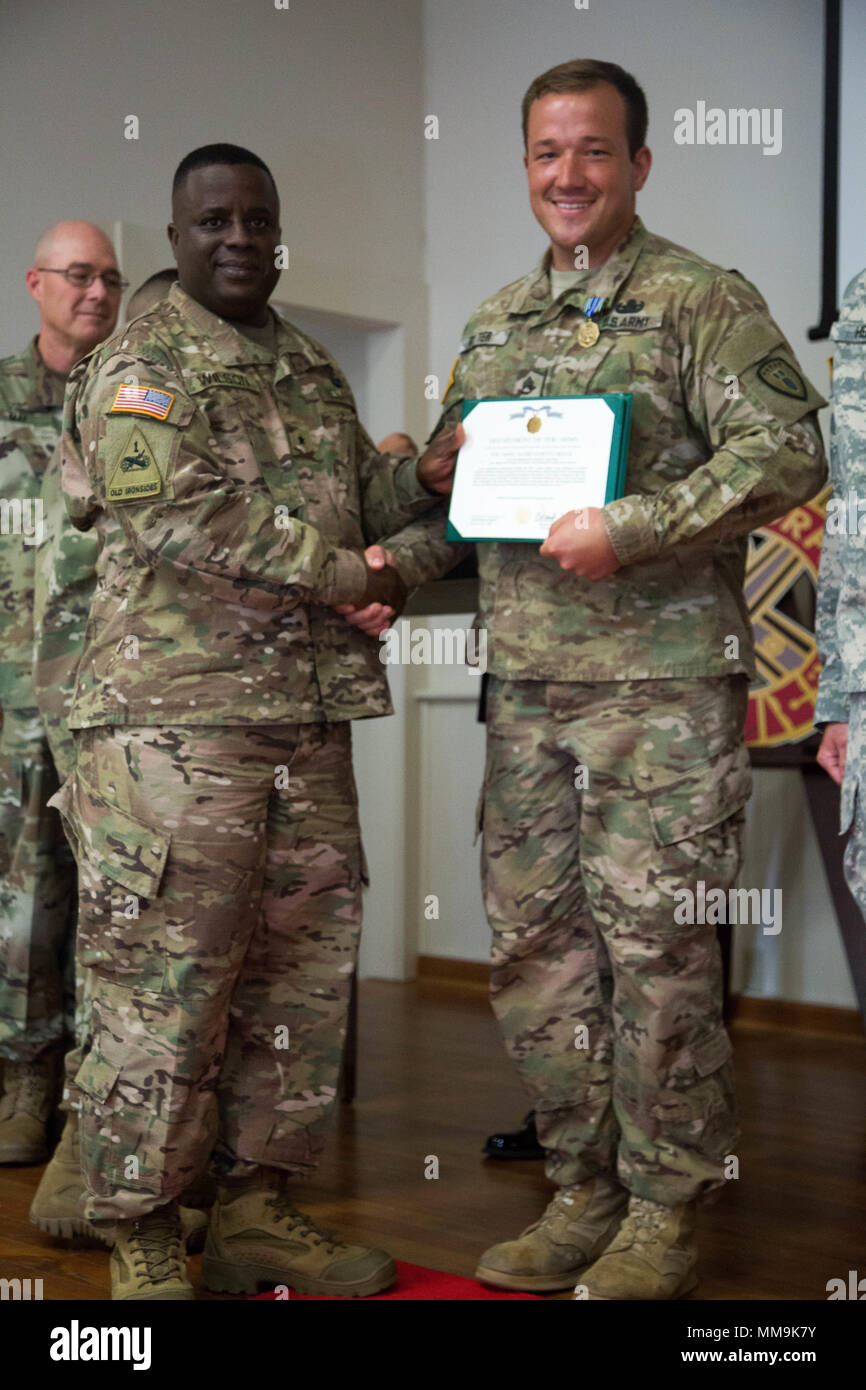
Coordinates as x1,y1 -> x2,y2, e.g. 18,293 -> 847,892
0,1049 -> 58,1164
475,1176 -> 628,1292
30,1113 -> 209,1252
575,1195 -> 699,1300
202,1175 -> 397,1297
111,1202 -> 195,1301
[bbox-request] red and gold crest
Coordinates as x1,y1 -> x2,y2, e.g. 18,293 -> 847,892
744,492 -> 828,747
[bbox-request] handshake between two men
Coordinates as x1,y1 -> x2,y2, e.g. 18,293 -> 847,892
333,420 -> 625,640
335,422 -> 466,639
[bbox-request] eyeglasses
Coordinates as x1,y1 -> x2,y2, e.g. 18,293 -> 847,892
36,266 -> 129,291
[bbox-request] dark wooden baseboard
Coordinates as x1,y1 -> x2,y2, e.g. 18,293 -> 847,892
729,994 -> 863,1037
415,955 -> 864,1037
416,955 -> 489,989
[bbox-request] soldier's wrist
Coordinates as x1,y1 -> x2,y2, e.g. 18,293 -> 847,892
322,549 -> 370,607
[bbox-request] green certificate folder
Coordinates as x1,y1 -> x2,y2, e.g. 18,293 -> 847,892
446,392 -> 632,543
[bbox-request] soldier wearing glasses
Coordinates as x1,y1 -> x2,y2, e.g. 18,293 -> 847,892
0,222 -> 123,1163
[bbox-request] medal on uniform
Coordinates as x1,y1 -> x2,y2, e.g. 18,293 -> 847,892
577,296 -> 604,348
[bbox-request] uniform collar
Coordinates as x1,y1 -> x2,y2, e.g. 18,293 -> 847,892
167,283 -> 278,364
507,215 -> 649,317
166,284 -> 330,372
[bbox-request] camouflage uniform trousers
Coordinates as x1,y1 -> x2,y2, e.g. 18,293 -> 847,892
51,720 -> 365,1222
480,674 -> 752,1206
0,705 -> 76,1062
839,693 -> 866,924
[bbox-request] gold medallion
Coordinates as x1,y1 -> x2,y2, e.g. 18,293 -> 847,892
577,320 -> 600,348
527,415 -> 542,434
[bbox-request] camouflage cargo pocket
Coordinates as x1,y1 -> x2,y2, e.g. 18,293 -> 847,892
73,976 -> 212,1200
644,743 -> 752,847
646,1027 -> 737,1158
50,769 -> 170,992
637,742 -> 752,932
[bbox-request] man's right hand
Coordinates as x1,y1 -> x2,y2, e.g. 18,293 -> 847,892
359,559 -> 406,614
817,722 -> 849,786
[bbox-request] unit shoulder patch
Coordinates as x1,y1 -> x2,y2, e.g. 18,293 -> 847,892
106,424 -> 164,503
755,356 -> 807,401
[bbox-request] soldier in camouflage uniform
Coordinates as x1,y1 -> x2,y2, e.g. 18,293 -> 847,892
54,144 -> 462,1301
428,62 -> 827,1299
815,271 -> 866,936
0,222 -> 122,1163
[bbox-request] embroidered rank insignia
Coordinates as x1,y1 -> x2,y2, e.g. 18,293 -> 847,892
107,426 -> 163,503
110,384 -> 174,419
755,356 -> 807,401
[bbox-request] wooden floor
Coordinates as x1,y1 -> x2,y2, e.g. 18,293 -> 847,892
1,977 -> 864,1302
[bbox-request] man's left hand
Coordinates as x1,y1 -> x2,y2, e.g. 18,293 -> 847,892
539,507 -> 621,580
416,423 -> 466,495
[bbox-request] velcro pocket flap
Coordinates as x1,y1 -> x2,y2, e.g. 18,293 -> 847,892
58,768 -> 170,898
709,316 -> 826,421
74,1052 -> 121,1104
691,1027 -> 733,1077
645,744 -> 752,846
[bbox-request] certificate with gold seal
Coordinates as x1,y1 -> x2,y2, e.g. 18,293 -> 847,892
446,394 -> 632,542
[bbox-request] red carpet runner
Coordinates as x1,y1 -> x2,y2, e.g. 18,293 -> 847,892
252,1260 -> 544,1300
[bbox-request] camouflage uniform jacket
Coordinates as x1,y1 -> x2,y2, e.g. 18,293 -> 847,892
437,216 -> 828,680
32,445 -> 99,778
0,338 -> 66,709
815,269 -> 866,725
62,283 -> 459,727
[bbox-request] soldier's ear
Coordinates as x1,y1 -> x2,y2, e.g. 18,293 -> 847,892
25,267 -> 43,304
166,223 -> 179,254
632,147 -> 652,192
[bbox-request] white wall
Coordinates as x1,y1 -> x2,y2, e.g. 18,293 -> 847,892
0,0 -> 428,442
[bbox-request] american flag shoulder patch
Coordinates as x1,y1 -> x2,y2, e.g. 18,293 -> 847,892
110,384 -> 175,419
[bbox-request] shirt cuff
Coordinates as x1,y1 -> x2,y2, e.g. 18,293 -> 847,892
601,495 -> 658,566
394,455 -> 439,506
320,549 -> 369,607
813,689 -> 851,726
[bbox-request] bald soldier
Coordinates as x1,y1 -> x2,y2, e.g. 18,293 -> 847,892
426,60 -> 827,1299
55,143 -> 462,1301
0,222 -> 123,1163
32,269 -> 180,787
